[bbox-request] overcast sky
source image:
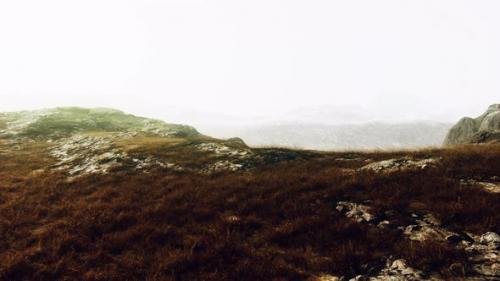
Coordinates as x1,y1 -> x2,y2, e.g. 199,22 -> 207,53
0,0 -> 498,125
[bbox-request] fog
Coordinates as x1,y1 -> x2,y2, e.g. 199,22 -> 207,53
1,0 -> 499,129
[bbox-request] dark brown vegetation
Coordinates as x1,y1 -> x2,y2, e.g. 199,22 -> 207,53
0,144 -> 499,280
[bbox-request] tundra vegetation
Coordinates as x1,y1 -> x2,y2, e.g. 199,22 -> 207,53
0,108 -> 498,281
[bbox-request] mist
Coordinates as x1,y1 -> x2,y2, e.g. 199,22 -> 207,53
1,0 -> 499,125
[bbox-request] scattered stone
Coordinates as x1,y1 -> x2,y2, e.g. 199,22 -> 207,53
474,263 -> 500,277
368,259 -> 424,280
460,232 -> 500,279
133,157 -> 182,171
196,142 -> 252,158
377,220 -> 390,228
336,201 -> 375,223
480,232 -> 500,245
360,158 -> 439,173
403,214 -> 452,242
349,275 -> 366,281
202,160 -> 244,173
421,214 -> 441,226
223,215 -> 241,224
196,142 -> 254,173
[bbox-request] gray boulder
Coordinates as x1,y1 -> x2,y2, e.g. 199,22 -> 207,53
444,104 -> 500,145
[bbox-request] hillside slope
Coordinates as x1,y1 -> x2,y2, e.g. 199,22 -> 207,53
0,108 -> 499,281
0,107 -> 305,177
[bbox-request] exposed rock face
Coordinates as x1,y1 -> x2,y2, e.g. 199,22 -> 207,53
444,104 -> 500,145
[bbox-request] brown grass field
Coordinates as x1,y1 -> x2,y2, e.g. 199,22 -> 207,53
0,144 -> 499,280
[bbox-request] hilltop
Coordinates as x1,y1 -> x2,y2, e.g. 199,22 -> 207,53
0,107 -> 307,177
445,104 -> 500,145
0,108 -> 499,281
0,107 -> 200,139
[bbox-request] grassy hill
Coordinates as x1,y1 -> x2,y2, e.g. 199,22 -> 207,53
0,107 -> 200,139
0,108 -> 499,281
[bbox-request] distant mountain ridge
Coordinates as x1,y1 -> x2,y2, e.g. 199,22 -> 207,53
444,104 -> 500,145
207,122 -> 452,150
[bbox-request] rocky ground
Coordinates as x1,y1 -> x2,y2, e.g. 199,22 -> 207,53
326,157 -> 500,280
44,136 -> 267,180
335,198 -> 499,280
47,134 -> 254,178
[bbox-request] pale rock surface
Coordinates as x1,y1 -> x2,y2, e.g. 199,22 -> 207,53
336,201 -> 374,223
368,259 -> 425,281
196,142 -> 253,173
360,158 -> 438,173
461,179 -> 500,193
50,134 -> 180,177
445,104 -> 500,145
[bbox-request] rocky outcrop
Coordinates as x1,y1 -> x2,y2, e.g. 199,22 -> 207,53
49,134 -> 183,178
360,158 -> 438,173
444,104 -> 500,145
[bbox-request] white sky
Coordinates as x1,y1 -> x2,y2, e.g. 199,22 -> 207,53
0,0 -> 499,124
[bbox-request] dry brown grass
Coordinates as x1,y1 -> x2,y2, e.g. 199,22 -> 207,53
115,136 -> 187,152
0,144 -> 498,280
